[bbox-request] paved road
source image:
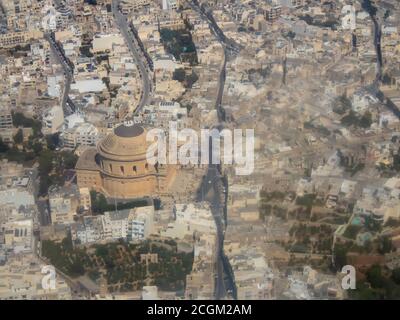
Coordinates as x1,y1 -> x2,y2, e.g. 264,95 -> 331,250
44,1 -> 77,116
359,0 -> 382,84
216,54 -> 227,122
44,32 -> 74,116
189,0 -> 238,299
37,199 -> 51,226
370,11 -> 382,86
190,0 -> 240,53
198,166 -> 229,299
112,0 -> 152,115
373,17 -> 382,82
188,0 -> 239,122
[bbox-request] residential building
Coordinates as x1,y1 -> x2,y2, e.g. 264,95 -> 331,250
0,106 -> 13,130
49,185 -> 80,225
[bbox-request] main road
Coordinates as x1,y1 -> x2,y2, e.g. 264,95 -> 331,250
197,164 -> 236,299
112,0 -> 152,115
44,32 -> 75,116
189,0 -> 240,122
188,1 -> 238,299
359,0 -> 382,85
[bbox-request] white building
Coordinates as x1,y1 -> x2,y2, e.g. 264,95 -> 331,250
60,122 -> 100,149
42,105 -> 64,134
127,206 -> 155,240
64,113 -> 85,129
0,187 -> 35,208
162,0 -> 178,11
75,216 -> 102,244
153,54 -> 180,75
101,210 -> 130,240
352,91 -> 378,113
102,206 -> 155,241
70,79 -> 106,94
49,185 -> 80,225
0,163 -> 36,217
74,206 -> 155,244
273,0 -> 303,8
79,187 -> 91,211
47,75 -> 64,98
162,203 -> 216,239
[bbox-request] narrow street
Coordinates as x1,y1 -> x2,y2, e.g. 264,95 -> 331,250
44,32 -> 74,116
112,0 -> 152,115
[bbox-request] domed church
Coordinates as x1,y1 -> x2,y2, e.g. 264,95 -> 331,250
76,122 -> 175,199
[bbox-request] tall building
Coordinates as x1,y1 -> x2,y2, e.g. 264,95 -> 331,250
162,0 -> 178,11
264,5 -> 282,22
76,122 -> 175,199
0,106 -> 13,130
127,206 -> 155,240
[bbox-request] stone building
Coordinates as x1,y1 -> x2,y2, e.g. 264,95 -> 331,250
76,122 -> 175,199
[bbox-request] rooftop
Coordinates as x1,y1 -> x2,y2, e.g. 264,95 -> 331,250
114,122 -> 144,138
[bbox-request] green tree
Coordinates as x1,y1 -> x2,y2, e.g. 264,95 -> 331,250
378,236 -> 393,254
343,225 -> 361,239
287,31 -> 296,39
38,150 -> 54,195
91,192 -> 109,214
46,134 -> 59,150
12,112 -> 42,137
173,68 -> 186,82
366,265 -> 385,288
333,94 -> 352,115
32,142 -> 43,155
296,194 -> 316,207
31,120 -> 43,138
359,111 -> 372,128
13,129 -> 23,144
12,112 -> 32,127
0,138 -> 9,153
391,268 -> 400,285
61,151 -> 78,169
333,244 -> 348,271
185,71 -> 199,88
38,150 -> 54,175
341,110 -> 359,127
68,261 -> 85,276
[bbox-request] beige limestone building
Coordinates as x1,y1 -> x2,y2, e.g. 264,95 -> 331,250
76,123 -> 175,199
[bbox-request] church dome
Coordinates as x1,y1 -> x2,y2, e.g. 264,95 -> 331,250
98,122 -> 148,161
